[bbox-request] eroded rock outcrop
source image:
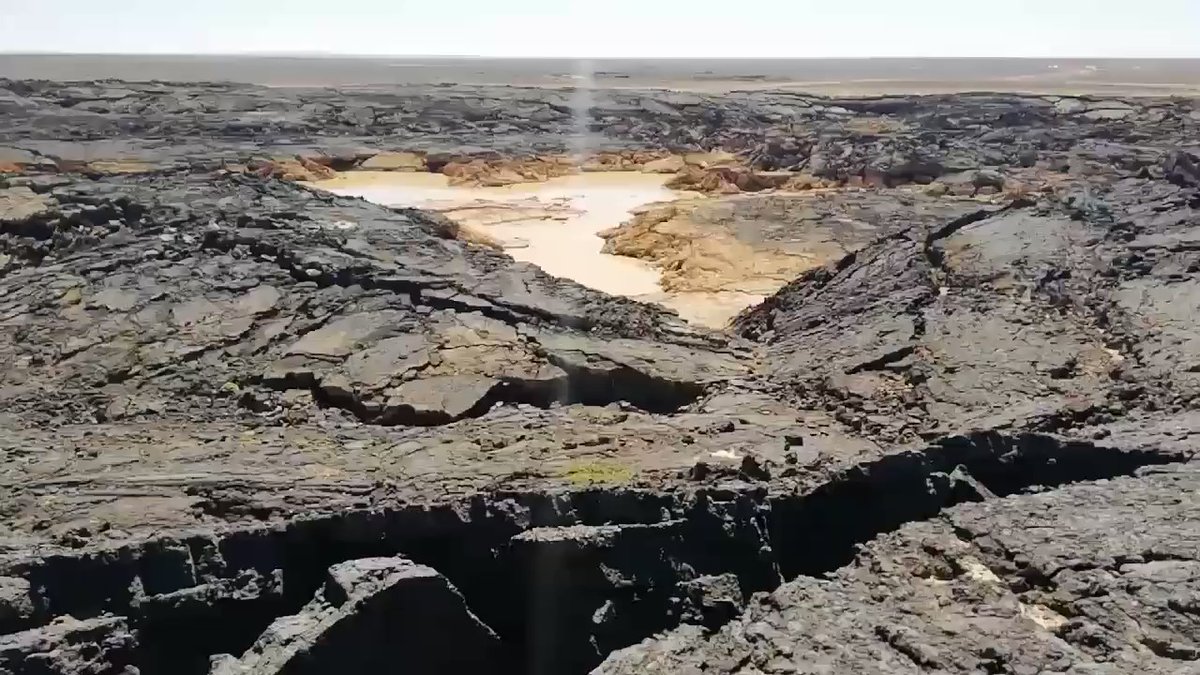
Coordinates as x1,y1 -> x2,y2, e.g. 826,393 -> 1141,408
601,189 -> 983,298
210,556 -> 499,675
735,160 -> 1200,443
0,615 -> 137,675
0,172 -> 741,431
599,464 -> 1200,674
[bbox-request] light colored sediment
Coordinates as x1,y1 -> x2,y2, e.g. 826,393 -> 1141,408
305,169 -> 887,329
307,171 -> 692,310
311,149 -> 787,192
246,156 -> 337,182
305,159 -> 1034,329
600,194 -> 853,297
441,156 -> 576,186
599,186 -> 1011,326
331,150 -> 680,187
305,170 -> 786,328
649,290 -> 768,329
360,151 -> 426,171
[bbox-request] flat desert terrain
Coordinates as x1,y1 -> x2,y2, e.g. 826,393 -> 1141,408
3,54 -> 1200,94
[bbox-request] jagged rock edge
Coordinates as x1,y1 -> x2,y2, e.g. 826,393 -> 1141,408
0,431 -> 1190,674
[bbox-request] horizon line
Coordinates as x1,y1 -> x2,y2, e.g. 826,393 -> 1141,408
4,52 -> 1200,61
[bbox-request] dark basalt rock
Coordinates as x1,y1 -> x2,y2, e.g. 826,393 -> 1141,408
1,78 -> 1199,674
0,431 -> 1185,675
1164,149 -> 1200,188
209,556 -> 501,675
598,464 -> 1200,674
0,615 -> 137,675
0,486 -> 779,674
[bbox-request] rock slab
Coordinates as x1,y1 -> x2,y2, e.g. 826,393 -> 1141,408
210,556 -> 500,675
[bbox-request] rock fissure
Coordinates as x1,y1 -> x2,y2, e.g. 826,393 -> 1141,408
770,431 -> 1187,580
2,432 -> 1187,675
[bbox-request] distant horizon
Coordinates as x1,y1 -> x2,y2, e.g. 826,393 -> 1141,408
5,53 -> 1200,61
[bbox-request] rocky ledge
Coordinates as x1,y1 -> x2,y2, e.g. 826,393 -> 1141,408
0,79 -> 1198,674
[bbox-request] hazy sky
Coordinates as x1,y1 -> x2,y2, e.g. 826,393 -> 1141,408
3,0 -> 1198,58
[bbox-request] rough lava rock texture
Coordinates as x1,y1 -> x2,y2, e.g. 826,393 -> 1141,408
0,78 -> 1199,674
598,464 -> 1200,674
209,556 -> 500,675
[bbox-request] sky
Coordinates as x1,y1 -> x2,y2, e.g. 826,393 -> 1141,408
2,0 -> 1198,58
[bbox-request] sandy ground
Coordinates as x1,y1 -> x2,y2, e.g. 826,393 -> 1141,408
307,171 -> 750,326
4,55 -> 1200,95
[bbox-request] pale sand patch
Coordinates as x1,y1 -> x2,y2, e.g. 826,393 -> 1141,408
306,171 -> 754,327
958,556 -> 1003,585
648,290 -> 765,329
1020,602 -> 1070,631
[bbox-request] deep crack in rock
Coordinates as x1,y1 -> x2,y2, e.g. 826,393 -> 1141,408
1,432 -> 1187,675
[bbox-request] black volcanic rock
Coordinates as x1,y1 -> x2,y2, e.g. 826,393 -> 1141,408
209,556 -> 500,675
0,79 -> 1198,675
598,464 -> 1200,674
0,615 -> 137,675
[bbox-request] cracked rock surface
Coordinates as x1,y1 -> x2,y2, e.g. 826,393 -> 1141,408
0,77 -> 1199,674
209,556 -> 501,675
598,464 -> 1200,674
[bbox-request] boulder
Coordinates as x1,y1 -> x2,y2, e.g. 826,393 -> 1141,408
247,157 -> 335,182
210,556 -> 500,675
682,150 -> 739,169
0,577 -> 36,626
380,375 -> 499,425
0,616 -> 138,675
0,187 -> 54,225
640,155 -> 685,174
1164,150 -> 1200,188
359,151 -> 426,172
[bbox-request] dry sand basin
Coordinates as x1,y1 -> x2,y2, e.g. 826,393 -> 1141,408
307,171 -> 761,328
